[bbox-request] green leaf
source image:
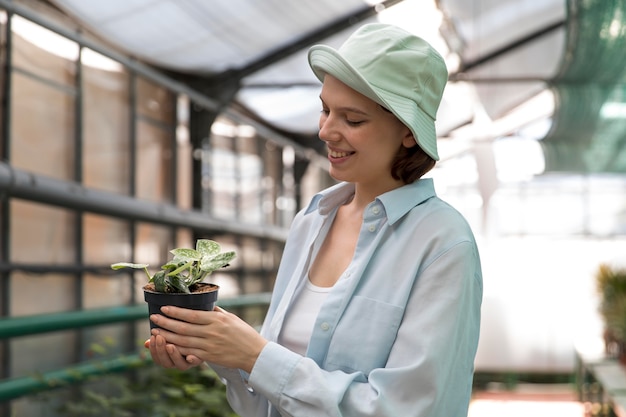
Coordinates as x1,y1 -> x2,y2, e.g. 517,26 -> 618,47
196,239 -> 220,256
166,260 -> 194,278
161,387 -> 184,399
110,262 -> 149,270
182,383 -> 205,396
168,275 -> 191,294
160,260 -> 180,270
170,248 -> 201,262
153,271 -> 167,293
111,262 -> 153,281
200,251 -> 236,272
88,343 -> 107,356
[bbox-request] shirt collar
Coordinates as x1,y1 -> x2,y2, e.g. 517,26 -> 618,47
305,182 -> 355,215
304,178 -> 437,224
377,178 -> 436,225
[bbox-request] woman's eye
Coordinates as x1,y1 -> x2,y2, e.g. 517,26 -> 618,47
319,109 -> 363,126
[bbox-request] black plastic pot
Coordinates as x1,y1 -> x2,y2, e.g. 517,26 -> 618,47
143,283 -> 219,330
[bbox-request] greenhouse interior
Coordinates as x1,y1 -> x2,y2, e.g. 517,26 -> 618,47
0,0 -> 625,416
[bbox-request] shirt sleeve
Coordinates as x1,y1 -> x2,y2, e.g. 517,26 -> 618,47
246,240 -> 483,417
208,362 -> 271,417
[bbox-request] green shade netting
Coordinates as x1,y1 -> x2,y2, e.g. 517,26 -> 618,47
540,0 -> 626,173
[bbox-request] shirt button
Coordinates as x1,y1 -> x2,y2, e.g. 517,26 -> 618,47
321,322 -> 330,331
372,206 -> 380,215
368,225 -> 376,232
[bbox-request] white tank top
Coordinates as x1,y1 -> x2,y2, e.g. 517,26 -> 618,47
278,278 -> 331,355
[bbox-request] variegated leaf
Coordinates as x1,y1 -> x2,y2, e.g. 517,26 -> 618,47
110,262 -> 149,270
196,239 -> 221,256
200,251 -> 236,272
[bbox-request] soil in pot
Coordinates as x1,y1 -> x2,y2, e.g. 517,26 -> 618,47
143,282 -> 219,330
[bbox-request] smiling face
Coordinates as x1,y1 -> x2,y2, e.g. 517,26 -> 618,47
318,75 -> 416,195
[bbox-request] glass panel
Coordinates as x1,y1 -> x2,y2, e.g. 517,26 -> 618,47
132,223 -> 173,300
136,118 -> 174,202
176,95 -> 193,210
11,71 -> 75,178
136,76 -> 175,124
586,177 -> 626,236
10,200 -> 75,264
10,25 -> 76,179
82,61 -> 131,194
83,215 -> 133,309
135,75 -> 176,204
0,199 -> 3,264
211,132 -> 238,220
10,331 -> 76,375
11,17 -> 78,88
0,12 -> 6,161
83,212 -> 131,284
83,273 -> 133,309
237,135 -> 263,224
80,323 -> 135,358
261,141 -> 282,226
11,272 -> 76,315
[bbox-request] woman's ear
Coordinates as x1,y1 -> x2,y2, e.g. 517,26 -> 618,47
402,130 -> 417,148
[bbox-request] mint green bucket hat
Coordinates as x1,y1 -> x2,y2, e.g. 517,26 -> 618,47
308,23 -> 448,161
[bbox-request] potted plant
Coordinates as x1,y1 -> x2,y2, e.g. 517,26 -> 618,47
111,239 -> 236,329
595,263 -> 626,362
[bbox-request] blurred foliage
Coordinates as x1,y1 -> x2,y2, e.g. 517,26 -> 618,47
54,364 -> 238,417
596,264 -> 626,358
33,339 -> 238,417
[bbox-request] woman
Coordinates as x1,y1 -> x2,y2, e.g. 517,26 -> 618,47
147,23 -> 482,417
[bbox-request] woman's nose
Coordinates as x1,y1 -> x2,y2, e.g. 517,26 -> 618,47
318,113 -> 338,143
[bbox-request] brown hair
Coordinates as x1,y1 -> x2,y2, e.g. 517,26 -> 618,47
379,106 -> 436,183
391,143 -> 436,184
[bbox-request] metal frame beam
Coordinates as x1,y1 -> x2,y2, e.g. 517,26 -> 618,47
238,0 -> 406,78
451,19 -> 566,81
0,162 -> 289,242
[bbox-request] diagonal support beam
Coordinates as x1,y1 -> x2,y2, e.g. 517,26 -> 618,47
237,0 -> 406,78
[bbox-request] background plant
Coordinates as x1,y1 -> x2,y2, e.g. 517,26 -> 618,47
33,341 -> 237,417
596,263 -> 626,362
596,264 -> 626,339
54,365 -> 237,417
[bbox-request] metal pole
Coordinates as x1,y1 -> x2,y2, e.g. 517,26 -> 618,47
0,14 -> 12,417
0,162 -> 289,242
0,353 -> 152,402
0,292 -> 271,339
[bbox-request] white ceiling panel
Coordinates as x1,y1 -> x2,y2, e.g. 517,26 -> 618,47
47,0 -> 567,148
437,0 -> 565,61
50,0 -> 368,73
437,0 -> 566,120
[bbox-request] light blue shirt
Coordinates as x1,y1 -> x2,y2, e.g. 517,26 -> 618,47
211,178 -> 483,417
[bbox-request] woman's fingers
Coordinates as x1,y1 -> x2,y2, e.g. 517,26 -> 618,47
149,306 -> 218,337
148,334 -> 195,370
148,305 -> 267,372
161,306 -> 212,324
184,354 -> 205,367
148,334 -> 174,368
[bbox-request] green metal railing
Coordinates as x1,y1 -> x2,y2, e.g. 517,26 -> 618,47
0,353 -> 151,403
0,292 -> 271,340
0,293 -> 271,402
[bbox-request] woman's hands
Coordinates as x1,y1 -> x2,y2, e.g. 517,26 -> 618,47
145,306 -> 268,374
